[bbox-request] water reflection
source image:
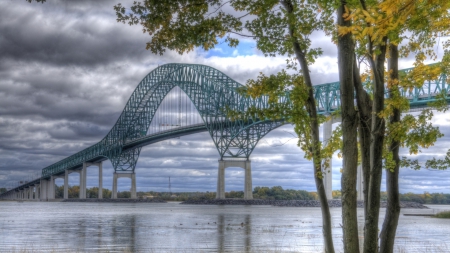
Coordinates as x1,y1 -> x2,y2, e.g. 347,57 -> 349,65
111,215 -> 136,252
0,202 -> 449,252
217,214 -> 224,252
216,214 -> 251,252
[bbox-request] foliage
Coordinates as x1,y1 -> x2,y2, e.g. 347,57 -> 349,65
0,188 -> 6,194
54,185 -> 112,199
335,0 -> 450,251
332,190 -> 341,199
434,211 -> 450,219
252,186 -> 315,200
135,187 -> 315,201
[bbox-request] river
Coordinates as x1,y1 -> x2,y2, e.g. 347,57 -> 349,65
0,201 -> 449,252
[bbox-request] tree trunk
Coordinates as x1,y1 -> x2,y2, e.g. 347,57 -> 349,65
279,2 -> 335,252
363,38 -> 387,253
353,57 -> 371,219
379,44 -> 401,253
337,2 -> 360,252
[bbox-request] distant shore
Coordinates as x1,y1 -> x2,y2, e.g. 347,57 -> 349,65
5,198 -> 429,208
62,198 -> 166,203
181,199 -> 429,209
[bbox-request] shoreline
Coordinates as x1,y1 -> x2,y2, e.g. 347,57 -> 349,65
181,199 -> 429,208
4,198 -> 428,208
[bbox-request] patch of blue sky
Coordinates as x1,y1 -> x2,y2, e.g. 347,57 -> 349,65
202,39 -> 258,58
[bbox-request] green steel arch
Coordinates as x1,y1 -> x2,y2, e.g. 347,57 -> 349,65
40,63 -> 450,178
41,64 -> 287,177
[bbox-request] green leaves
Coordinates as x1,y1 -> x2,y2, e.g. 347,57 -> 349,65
114,0 -> 242,55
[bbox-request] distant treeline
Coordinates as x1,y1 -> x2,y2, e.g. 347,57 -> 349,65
5,186 -> 450,204
332,190 -> 450,204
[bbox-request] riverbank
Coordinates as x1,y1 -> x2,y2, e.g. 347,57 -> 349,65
181,199 -> 428,208
62,198 -> 166,203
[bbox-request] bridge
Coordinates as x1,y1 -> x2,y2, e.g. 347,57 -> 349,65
1,63 -> 448,201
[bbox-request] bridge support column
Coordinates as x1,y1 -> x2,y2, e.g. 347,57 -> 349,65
26,188 -> 31,200
112,172 -> 136,199
244,160 -> 252,200
216,161 -> 225,199
98,162 -> 103,199
356,165 -> 363,201
216,159 -> 253,200
64,170 -> 69,199
80,164 -> 87,199
323,119 -> 333,200
40,179 -> 48,201
28,187 -> 32,200
35,184 -> 40,200
48,176 -> 55,200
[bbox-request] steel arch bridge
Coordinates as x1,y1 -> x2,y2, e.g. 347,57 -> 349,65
1,63 -> 449,199
41,63 -> 290,178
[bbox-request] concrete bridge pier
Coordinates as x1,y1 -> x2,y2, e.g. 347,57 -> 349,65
35,184 -> 40,200
48,175 -> 63,200
27,187 -> 32,200
23,187 -> 28,200
80,164 -> 87,199
216,159 -> 253,200
30,187 -> 34,200
29,186 -> 34,200
40,178 -> 49,200
26,188 -> 30,200
112,172 -> 136,199
64,170 -> 70,199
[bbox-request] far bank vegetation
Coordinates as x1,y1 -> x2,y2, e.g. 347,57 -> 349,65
54,185 -> 450,204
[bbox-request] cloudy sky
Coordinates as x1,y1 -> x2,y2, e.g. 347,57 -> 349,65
1,0 -> 449,194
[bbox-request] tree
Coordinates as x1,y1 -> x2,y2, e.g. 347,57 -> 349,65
336,2 -> 360,251
337,1 -> 450,252
115,1 -> 337,251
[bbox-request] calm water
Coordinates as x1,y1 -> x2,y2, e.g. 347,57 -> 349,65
0,201 -> 449,252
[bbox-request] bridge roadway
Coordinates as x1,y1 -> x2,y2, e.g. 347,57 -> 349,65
1,63 -> 448,201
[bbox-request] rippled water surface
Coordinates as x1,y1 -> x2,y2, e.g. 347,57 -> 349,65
0,201 -> 449,252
